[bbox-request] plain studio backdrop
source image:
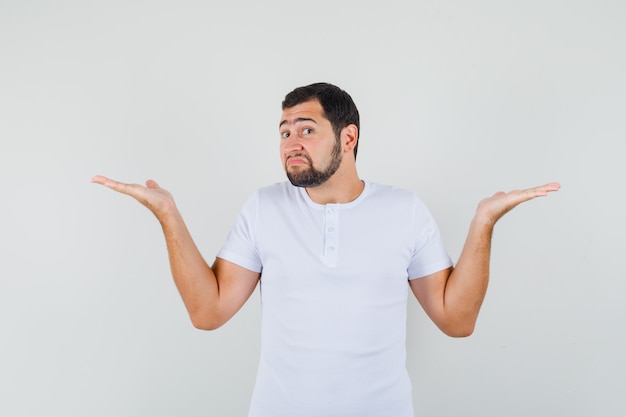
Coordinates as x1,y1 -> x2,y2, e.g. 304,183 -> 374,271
1,1 -> 624,416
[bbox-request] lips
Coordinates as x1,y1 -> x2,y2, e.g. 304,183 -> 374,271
286,154 -> 311,166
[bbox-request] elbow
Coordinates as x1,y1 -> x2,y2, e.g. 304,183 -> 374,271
192,320 -> 221,331
189,311 -> 225,331
445,326 -> 475,338
440,320 -> 476,338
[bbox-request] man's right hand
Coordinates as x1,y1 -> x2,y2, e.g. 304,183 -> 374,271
91,174 -> 260,329
91,175 -> 176,220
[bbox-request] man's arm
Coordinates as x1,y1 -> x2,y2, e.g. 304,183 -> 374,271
410,182 -> 560,337
91,175 -> 259,330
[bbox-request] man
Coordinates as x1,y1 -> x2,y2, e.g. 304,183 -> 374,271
92,82 -> 559,417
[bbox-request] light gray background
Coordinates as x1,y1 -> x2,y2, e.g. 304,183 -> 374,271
1,1 -> 624,416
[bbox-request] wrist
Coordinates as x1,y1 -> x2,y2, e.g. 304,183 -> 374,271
470,213 -> 497,229
154,200 -> 181,225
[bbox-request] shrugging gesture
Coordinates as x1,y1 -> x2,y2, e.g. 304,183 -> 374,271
91,82 -> 562,417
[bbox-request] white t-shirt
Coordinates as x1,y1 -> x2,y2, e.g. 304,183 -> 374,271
217,180 -> 452,417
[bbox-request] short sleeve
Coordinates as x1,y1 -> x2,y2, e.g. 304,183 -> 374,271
217,192 -> 263,273
407,195 -> 453,279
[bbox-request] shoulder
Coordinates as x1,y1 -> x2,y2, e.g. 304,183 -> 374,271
255,181 -> 299,201
364,181 -> 435,218
233,182 -> 297,225
257,181 -> 294,194
244,182 -> 303,212
365,181 -> 420,205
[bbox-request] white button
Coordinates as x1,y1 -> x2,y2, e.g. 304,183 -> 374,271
328,246 -> 335,251
327,227 -> 335,232
327,208 -> 334,214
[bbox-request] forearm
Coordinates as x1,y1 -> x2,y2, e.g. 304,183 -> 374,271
91,175 -> 259,329
158,208 -> 220,327
443,218 -> 494,335
412,182 -> 559,337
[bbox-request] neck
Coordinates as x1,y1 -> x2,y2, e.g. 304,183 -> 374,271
304,166 -> 364,205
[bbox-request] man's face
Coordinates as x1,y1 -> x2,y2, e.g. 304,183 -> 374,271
279,100 -> 342,188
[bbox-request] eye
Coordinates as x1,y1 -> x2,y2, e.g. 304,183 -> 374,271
281,131 -> 290,138
302,128 -> 313,135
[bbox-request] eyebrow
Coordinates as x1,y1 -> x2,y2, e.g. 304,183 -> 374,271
279,117 -> 318,128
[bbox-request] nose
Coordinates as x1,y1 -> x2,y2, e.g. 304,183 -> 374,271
281,134 -> 304,154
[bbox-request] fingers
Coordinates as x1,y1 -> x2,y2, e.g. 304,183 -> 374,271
502,182 -> 560,211
523,182 -> 561,199
476,181 -> 560,225
91,175 -> 175,220
91,175 -> 111,186
490,182 -> 559,203
91,174 -> 124,190
539,182 -> 561,194
91,175 -> 143,197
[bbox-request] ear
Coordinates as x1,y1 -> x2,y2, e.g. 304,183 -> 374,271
341,124 -> 359,155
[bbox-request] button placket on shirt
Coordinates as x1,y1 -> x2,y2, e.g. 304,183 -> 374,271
321,206 -> 339,267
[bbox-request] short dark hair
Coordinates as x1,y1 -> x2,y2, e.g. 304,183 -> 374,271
282,82 -> 360,159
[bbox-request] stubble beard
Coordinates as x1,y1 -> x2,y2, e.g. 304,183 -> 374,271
286,138 -> 342,188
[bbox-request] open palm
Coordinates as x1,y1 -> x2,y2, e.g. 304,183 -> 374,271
476,182 -> 561,226
91,175 -> 176,219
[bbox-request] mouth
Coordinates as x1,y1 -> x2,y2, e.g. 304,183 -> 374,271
286,154 -> 310,167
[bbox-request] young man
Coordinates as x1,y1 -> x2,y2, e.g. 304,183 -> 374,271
92,83 -> 559,417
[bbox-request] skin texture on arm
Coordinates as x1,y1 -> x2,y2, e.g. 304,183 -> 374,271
410,182 -> 560,337
91,175 -> 259,330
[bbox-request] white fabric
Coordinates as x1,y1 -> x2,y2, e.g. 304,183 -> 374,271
217,180 -> 452,417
